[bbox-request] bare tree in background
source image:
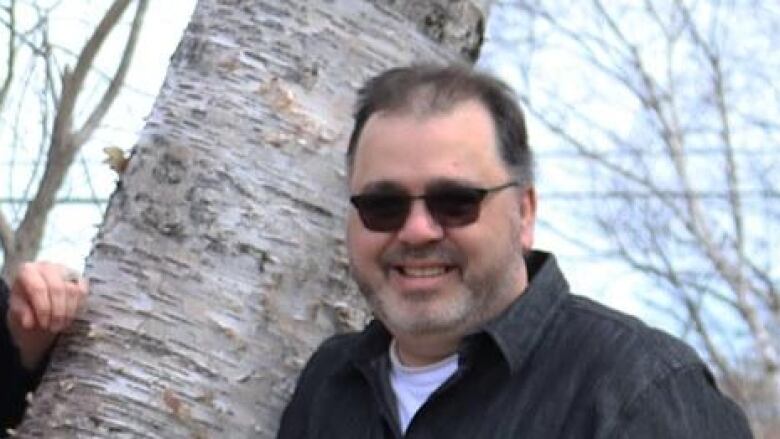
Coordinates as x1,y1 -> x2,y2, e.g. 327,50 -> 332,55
508,0 -> 778,435
0,0 -> 148,279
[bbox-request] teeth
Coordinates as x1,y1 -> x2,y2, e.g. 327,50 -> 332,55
401,266 -> 447,277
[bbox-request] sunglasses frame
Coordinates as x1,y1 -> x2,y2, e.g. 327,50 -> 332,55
350,181 -> 519,232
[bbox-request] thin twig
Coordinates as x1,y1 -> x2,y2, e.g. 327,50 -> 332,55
73,0 -> 149,146
0,0 -> 17,110
9,0 -> 135,272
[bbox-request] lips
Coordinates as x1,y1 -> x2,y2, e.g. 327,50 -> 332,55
392,261 -> 459,284
397,265 -> 452,277
381,245 -> 464,285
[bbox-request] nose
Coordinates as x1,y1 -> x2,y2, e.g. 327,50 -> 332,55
396,199 -> 444,245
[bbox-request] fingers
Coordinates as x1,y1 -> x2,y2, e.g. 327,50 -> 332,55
41,266 -> 68,332
14,262 -> 52,330
7,291 -> 35,329
11,262 -> 88,333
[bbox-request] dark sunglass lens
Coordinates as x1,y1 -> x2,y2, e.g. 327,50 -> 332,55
352,194 -> 409,231
427,188 -> 484,226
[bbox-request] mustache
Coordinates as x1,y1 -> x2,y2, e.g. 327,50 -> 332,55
380,243 -> 466,266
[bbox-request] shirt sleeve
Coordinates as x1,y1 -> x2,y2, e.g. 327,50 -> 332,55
0,278 -> 47,435
611,364 -> 754,439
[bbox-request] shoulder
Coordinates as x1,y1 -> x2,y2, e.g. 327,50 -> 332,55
289,329 -> 373,399
284,321 -> 389,407
557,294 -> 701,373
277,330 -> 373,438
299,331 -> 363,378
552,295 -> 750,437
552,293 -> 705,394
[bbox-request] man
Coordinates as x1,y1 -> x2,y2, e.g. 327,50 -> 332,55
1,262 -> 88,435
277,64 -> 752,438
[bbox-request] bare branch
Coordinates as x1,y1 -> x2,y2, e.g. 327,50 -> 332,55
73,0 -> 149,146
78,155 -> 108,213
42,24 -> 60,108
744,259 -> 779,314
665,4 -> 780,379
519,98 -> 691,222
52,0 -> 133,152
682,296 -> 745,401
525,3 -> 773,319
604,219 -> 742,393
11,53 -> 47,220
605,222 -> 738,311
634,4 -> 778,381
0,208 -> 13,259
8,0 -> 135,272
0,0 -> 17,110
596,3 -> 763,321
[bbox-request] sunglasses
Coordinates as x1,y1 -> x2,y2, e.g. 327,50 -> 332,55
350,181 -> 518,232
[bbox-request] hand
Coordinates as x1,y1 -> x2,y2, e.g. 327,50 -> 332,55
5,262 -> 89,370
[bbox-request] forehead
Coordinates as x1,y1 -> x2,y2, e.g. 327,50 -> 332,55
350,100 -> 509,191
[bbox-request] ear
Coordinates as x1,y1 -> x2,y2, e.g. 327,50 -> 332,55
519,186 -> 537,252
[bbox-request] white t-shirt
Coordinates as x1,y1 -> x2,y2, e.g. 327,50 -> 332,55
388,340 -> 459,434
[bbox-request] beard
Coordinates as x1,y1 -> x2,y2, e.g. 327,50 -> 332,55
351,226 -> 526,337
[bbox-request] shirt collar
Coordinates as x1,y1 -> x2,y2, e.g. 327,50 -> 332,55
352,319 -> 393,364
479,250 -> 570,374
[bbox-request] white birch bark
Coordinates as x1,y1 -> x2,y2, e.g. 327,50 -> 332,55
16,1 -> 489,437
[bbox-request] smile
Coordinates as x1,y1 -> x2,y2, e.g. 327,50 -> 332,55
396,265 -> 454,277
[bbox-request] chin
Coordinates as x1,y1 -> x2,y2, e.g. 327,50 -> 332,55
383,301 -> 470,335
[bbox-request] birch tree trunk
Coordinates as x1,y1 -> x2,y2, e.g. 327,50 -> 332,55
17,1 -> 489,437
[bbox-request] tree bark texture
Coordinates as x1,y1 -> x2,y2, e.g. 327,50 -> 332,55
17,0 -> 489,437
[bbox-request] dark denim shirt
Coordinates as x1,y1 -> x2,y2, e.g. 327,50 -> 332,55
277,251 -> 753,438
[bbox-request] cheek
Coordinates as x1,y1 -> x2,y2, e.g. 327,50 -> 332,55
346,215 -> 385,265
457,208 -> 522,264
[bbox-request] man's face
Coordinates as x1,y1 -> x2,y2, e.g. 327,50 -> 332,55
347,99 -> 536,339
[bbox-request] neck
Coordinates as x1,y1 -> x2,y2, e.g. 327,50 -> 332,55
393,332 -> 461,367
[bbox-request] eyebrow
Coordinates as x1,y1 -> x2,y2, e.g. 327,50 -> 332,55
358,180 -> 405,193
358,177 -> 482,194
